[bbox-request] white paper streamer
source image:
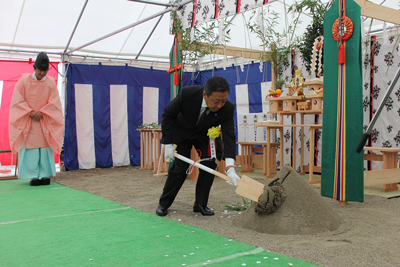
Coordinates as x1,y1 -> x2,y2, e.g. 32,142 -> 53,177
209,138 -> 216,159
256,8 -> 263,28
383,22 -> 388,45
218,19 -> 224,43
361,17 -> 366,39
240,58 -> 244,72
190,27 -> 195,42
311,36 -> 323,78
198,56 -> 204,66
222,54 -> 227,70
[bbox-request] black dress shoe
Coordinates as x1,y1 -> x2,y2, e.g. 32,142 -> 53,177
30,178 -> 41,186
193,203 -> 214,216
156,205 -> 168,216
40,177 -> 51,185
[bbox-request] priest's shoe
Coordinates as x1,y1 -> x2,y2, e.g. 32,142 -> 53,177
193,203 -> 214,216
40,177 -> 51,185
156,205 -> 168,216
30,178 -> 41,186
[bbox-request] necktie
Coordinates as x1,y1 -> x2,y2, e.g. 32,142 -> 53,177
196,107 -> 209,127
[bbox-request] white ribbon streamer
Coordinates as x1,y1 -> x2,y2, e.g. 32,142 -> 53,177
209,138 -> 217,159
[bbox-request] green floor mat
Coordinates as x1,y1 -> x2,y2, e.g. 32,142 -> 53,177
0,180 -> 319,266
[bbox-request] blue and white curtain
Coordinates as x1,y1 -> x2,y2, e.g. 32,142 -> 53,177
64,62 -> 272,170
64,64 -> 192,170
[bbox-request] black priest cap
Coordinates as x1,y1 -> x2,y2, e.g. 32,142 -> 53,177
34,52 -> 49,71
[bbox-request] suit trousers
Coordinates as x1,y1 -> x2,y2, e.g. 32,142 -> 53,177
159,137 -> 217,209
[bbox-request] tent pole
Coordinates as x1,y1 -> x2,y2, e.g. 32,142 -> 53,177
0,48 -> 169,62
11,0 -> 26,47
135,10 -> 165,60
64,0 -> 89,54
127,0 -> 171,7
356,66 -> 400,153
66,0 -> 193,55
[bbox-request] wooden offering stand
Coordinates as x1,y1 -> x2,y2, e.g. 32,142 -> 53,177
138,128 -> 156,170
297,101 -> 311,111
268,96 -> 283,112
282,96 -> 304,112
267,95 -> 306,112
264,80 -> 324,177
306,93 -> 323,111
0,149 -> 18,179
303,79 -> 323,92
303,80 -> 324,111
272,80 -> 323,113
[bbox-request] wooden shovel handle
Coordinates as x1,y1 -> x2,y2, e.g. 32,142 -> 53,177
173,152 -> 234,183
169,146 -> 264,202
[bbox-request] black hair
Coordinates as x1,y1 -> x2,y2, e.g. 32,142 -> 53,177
204,76 -> 230,96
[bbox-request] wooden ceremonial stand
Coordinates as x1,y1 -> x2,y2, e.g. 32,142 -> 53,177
138,128 -> 169,176
138,128 -> 155,170
264,88 -> 323,177
152,130 -> 169,177
0,150 -> 18,180
364,147 -> 400,192
139,127 -> 225,179
236,141 -> 280,177
307,124 -> 323,184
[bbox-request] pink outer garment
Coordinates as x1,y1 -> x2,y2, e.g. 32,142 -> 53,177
9,73 -> 64,154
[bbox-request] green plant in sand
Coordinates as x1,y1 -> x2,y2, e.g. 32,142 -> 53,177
225,198 -> 252,211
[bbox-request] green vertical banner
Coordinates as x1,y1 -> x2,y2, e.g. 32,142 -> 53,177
168,36 -> 182,101
321,0 -> 364,202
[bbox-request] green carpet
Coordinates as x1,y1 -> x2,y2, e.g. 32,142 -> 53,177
0,180 -> 319,266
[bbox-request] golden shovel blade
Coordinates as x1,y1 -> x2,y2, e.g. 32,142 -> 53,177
235,175 -> 265,202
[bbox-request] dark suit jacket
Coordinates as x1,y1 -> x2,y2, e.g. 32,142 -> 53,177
161,85 -> 236,159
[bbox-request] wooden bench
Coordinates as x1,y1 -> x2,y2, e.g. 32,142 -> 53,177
307,125 -> 323,184
307,144 -> 400,192
364,147 -> 400,192
0,149 -> 18,179
138,128 -> 156,170
237,142 -> 279,178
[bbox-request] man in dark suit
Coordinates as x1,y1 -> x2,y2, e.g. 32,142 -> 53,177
156,76 -> 240,216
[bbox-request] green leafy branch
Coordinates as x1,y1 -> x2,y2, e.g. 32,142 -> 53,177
137,122 -> 161,129
246,9 -> 300,81
172,12 -> 232,68
289,0 -> 332,73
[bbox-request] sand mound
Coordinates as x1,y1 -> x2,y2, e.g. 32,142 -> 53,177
234,165 -> 342,235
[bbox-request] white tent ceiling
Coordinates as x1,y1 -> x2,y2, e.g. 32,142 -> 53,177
1,0 -> 399,70
1,0 -> 179,68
